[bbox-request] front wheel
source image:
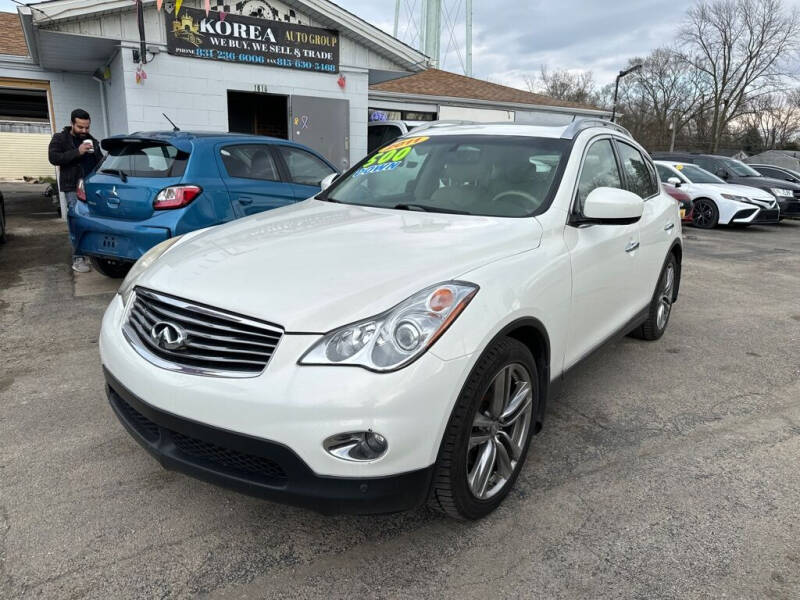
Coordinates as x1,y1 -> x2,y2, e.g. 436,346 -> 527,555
631,253 -> 678,341
692,198 -> 718,229
428,337 -> 538,520
90,257 -> 132,278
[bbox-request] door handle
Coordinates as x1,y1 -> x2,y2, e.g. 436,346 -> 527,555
625,240 -> 640,253
664,222 -> 675,232
239,197 -> 254,206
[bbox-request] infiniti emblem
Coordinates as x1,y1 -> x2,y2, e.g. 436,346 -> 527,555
150,321 -> 187,350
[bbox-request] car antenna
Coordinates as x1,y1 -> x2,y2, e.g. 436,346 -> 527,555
162,113 -> 180,132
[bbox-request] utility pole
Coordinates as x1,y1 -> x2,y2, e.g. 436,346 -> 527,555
465,0 -> 472,76
611,63 -> 642,123
425,0 -> 441,68
393,0 -> 400,38
669,114 -> 677,152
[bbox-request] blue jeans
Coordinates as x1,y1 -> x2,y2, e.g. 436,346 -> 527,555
65,191 -> 83,261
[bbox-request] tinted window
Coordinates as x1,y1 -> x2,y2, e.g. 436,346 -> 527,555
721,158 -> 761,177
694,157 -> 720,174
617,141 -> 658,198
101,142 -> 187,178
277,146 -> 335,186
754,166 -> 783,179
576,139 -> 622,212
219,144 -> 279,181
326,135 -> 571,217
656,163 -> 681,182
676,163 -> 725,184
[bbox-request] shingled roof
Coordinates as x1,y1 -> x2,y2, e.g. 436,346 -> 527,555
369,68 -> 601,112
0,12 -> 27,57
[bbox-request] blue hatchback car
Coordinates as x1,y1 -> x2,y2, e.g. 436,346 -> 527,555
72,131 -> 338,277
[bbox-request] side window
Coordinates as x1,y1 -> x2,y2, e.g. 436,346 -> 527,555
277,146 -> 335,186
575,139 -> 622,213
219,145 -> 280,181
656,164 -> 677,182
694,157 -> 717,174
616,141 -> 658,199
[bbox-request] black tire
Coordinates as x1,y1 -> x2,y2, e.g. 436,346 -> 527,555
692,198 -> 718,229
90,256 -> 132,278
428,337 -> 539,520
631,253 -> 678,341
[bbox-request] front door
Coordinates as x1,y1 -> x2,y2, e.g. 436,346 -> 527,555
614,139 -> 675,306
216,143 -> 295,217
290,95 -> 350,172
564,137 -> 642,369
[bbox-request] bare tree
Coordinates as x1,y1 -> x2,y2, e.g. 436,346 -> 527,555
678,0 -> 800,152
525,66 -> 598,105
736,90 -> 800,149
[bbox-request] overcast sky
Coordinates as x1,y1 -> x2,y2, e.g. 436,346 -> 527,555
2,0 -> 798,90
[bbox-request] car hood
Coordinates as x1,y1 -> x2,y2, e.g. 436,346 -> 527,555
703,183 -> 776,202
729,175 -> 800,191
135,200 -> 543,332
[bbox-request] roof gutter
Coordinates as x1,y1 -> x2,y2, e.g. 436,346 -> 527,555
368,89 -> 612,117
16,6 -> 39,64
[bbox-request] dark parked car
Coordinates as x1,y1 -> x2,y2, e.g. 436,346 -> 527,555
749,165 -> 800,214
651,152 -> 800,218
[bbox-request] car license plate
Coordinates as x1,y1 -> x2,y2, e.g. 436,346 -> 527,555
680,208 -> 686,219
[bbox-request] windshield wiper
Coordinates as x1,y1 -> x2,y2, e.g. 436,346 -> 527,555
393,203 -> 468,215
100,168 -> 128,183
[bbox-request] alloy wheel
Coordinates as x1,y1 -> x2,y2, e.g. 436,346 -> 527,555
467,363 -> 533,500
656,263 -> 675,330
693,199 -> 715,228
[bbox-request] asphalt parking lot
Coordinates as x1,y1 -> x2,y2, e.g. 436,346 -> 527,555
1,183 -> 799,599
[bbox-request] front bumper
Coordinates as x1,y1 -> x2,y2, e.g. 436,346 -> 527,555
778,198 -> 800,218
731,206 -> 780,224
100,293 -> 474,484
105,369 -> 434,514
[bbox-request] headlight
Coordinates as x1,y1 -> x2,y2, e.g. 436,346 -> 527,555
721,193 -> 750,203
770,188 -> 793,198
299,281 -> 479,372
118,236 -> 184,306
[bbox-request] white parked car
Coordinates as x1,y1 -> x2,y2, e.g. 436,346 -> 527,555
100,120 -> 682,519
654,160 -> 780,228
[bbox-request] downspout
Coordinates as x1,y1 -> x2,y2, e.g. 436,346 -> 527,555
96,78 -> 110,138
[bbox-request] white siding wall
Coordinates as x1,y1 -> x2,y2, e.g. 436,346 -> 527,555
104,50 -> 128,135
115,47 -> 368,160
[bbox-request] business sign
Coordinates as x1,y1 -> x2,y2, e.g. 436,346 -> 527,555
166,7 -> 339,73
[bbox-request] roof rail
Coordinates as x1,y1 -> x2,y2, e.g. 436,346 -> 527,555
561,118 -> 632,140
412,119 -> 477,132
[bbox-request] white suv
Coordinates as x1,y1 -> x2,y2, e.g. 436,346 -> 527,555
100,120 -> 682,520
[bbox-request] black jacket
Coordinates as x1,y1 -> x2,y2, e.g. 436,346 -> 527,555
48,126 -> 101,192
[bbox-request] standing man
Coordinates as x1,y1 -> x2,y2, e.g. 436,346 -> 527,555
48,108 -> 101,273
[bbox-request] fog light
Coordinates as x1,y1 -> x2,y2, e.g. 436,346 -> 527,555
323,431 -> 388,462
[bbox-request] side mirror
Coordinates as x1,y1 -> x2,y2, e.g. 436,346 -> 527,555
667,176 -> 682,187
579,187 -> 643,225
320,173 -> 338,190
716,168 -> 729,179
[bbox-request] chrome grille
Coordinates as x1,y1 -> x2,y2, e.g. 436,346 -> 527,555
123,287 -> 283,378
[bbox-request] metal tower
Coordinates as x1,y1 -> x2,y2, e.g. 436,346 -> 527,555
393,0 -> 473,75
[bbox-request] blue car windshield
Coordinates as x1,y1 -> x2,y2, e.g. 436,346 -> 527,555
325,135 -> 571,217
100,142 -> 189,178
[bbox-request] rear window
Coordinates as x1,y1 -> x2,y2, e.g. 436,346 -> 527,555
100,142 -> 188,178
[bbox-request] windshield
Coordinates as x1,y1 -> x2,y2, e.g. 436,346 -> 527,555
100,142 -> 189,178
325,135 -> 571,217
676,163 -> 725,184
721,158 -> 761,177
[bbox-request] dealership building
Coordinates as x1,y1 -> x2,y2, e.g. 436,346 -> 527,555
0,0 -> 608,179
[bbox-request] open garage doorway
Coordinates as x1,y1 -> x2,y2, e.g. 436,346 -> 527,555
227,91 -> 288,139
0,80 -> 54,180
